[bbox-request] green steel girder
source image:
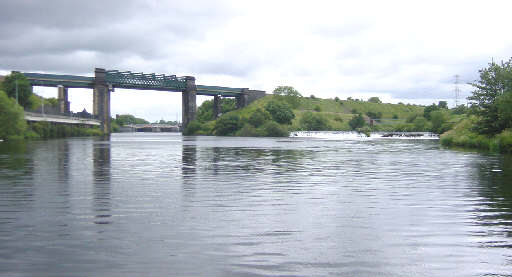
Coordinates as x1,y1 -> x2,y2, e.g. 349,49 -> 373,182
22,71 -> 247,97
23,72 -> 94,88
105,70 -> 186,91
196,85 -> 244,96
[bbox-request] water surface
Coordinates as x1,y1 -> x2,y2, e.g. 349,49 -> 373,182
0,132 -> 511,276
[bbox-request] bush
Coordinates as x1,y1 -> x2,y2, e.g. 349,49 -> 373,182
183,120 -> 203,135
235,124 -> 260,137
368,97 -> 382,104
392,114 -> 399,119
264,100 -> 295,125
313,105 -> 321,112
430,110 -> 450,134
260,121 -> 289,137
0,90 -> 26,140
334,115 -> 343,122
214,113 -> 242,136
248,108 -> 271,127
349,114 -> 365,130
300,111 -> 330,131
1,72 -> 33,108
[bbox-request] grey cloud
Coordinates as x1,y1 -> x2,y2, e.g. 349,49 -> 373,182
0,0 -> 234,74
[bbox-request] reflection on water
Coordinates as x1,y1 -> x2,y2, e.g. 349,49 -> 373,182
93,136 -> 112,225
0,133 -> 512,276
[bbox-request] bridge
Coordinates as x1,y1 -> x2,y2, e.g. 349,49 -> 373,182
20,69 -> 266,134
120,123 -> 180,132
24,111 -> 101,126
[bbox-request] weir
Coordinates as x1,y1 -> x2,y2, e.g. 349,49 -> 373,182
21,69 -> 266,133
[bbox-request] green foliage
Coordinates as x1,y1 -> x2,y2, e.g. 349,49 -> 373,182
452,104 -> 468,115
334,97 -> 340,102
438,101 -> 448,109
264,100 -> 295,124
497,91 -> 512,128
366,111 -> 382,119
248,108 -> 271,127
183,120 -> 203,135
214,113 -> 242,136
260,121 -> 289,137
28,122 -> 102,139
430,110 -> 450,134
235,124 -> 259,137
196,99 -> 215,122
468,58 -> 512,134
196,98 -> 237,122
300,111 -> 330,131
310,95 -> 316,99
0,90 -> 26,140
349,114 -> 365,130
114,114 -> 149,125
273,86 -> 302,108
392,114 -> 399,119
440,117 -> 512,153
273,86 -> 302,97
351,108 -> 358,114
313,105 -> 321,112
368,97 -> 382,104
110,120 -> 120,132
412,117 -> 429,131
1,72 -> 33,108
334,115 -> 343,122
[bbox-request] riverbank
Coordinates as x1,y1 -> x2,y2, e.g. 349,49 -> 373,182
440,117 -> 512,154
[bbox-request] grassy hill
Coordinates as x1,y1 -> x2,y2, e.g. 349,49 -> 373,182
185,95 -> 432,136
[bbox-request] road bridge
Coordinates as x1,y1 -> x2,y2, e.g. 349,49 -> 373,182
24,111 -> 101,126
21,69 -> 266,134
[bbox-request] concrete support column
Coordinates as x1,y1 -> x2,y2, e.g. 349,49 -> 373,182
213,95 -> 221,118
236,88 -> 249,109
57,85 -> 70,114
94,68 -> 111,134
182,76 -> 197,129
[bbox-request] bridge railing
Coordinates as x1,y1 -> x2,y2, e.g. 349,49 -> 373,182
24,108 -> 99,120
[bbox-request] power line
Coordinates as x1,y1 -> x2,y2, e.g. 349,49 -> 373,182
454,74 -> 461,107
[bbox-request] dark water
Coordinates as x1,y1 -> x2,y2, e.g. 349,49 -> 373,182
1,133 -> 512,277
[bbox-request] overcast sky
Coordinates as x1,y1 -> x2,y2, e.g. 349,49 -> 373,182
1,0 -> 511,122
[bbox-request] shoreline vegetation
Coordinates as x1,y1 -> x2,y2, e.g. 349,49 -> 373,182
1,57 -> 511,154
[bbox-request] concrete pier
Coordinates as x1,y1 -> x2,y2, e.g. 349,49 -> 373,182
213,95 -> 221,118
182,76 -> 197,128
57,86 -> 70,114
93,68 -> 111,134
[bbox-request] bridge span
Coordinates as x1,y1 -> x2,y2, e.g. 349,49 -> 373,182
20,69 -> 266,134
24,111 -> 101,126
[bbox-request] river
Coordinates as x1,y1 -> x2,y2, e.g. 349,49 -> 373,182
0,132 -> 511,276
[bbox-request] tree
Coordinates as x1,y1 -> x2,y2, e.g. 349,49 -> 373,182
273,86 -> 302,97
468,58 -> 512,134
248,108 -> 271,127
430,110 -> 449,134
0,90 -> 26,140
349,114 -> 365,130
423,103 -> 439,120
1,72 -> 33,108
114,114 -> 149,125
438,101 -> 448,109
214,113 -> 241,136
264,100 -> 295,124
300,111 -> 330,131
273,86 -> 302,108
368,97 -> 382,103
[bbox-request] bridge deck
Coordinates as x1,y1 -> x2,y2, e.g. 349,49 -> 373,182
22,72 -> 245,96
24,111 -> 101,126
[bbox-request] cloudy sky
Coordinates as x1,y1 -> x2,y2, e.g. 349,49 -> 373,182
1,0 -> 511,122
